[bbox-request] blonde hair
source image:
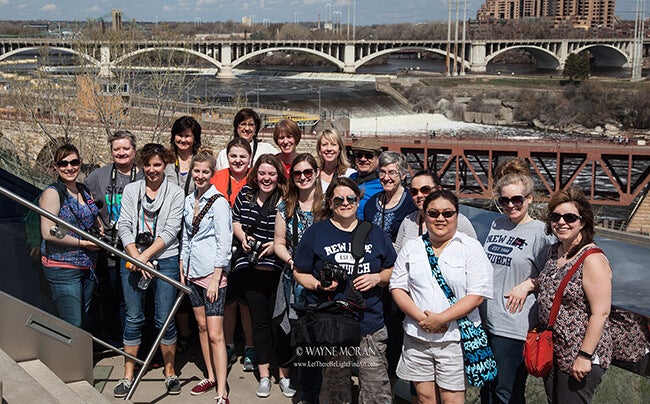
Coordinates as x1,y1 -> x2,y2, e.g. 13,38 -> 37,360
190,147 -> 216,174
494,158 -> 534,197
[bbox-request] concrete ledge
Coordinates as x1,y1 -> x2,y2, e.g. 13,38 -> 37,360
19,359 -> 85,404
67,381 -> 111,404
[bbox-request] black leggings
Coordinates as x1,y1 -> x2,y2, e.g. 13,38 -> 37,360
243,268 -> 292,367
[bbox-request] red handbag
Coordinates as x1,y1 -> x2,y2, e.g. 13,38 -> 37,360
523,247 -> 603,377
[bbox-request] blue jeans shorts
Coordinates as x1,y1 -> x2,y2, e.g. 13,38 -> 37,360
188,281 -> 227,317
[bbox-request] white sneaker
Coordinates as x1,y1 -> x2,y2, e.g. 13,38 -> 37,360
256,377 -> 271,398
279,377 -> 296,398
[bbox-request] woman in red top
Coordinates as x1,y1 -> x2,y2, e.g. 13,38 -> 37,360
211,138 -> 252,207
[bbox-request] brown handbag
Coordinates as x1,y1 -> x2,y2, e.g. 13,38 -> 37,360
523,247 -> 603,377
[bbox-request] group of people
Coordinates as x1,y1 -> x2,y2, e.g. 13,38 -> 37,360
38,107 -> 630,404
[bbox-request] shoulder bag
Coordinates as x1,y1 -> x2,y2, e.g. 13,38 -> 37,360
523,247 -> 603,377
422,233 -> 498,388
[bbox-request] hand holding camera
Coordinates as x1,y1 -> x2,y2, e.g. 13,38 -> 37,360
319,262 -> 348,288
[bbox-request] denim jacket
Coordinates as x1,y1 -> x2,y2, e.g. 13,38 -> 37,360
181,186 -> 232,278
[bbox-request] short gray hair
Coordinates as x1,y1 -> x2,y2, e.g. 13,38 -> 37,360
108,130 -> 137,149
379,151 -> 408,176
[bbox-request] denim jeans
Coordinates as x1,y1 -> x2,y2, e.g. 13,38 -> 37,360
42,266 -> 94,328
480,333 -> 528,404
120,255 -> 180,346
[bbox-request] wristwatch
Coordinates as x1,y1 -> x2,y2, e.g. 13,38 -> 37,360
578,350 -> 593,360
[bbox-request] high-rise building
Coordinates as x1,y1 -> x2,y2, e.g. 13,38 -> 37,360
476,0 -> 616,28
111,9 -> 123,31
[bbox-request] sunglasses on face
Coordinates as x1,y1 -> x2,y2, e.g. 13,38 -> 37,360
331,195 -> 358,207
410,185 -> 434,196
549,212 -> 583,223
353,151 -> 376,160
426,210 -> 457,219
56,159 -> 81,168
498,194 -> 529,207
292,168 -> 315,181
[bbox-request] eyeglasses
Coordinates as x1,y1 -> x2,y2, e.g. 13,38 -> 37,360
292,168 -> 315,181
353,151 -> 376,160
498,194 -> 529,207
331,195 -> 358,207
410,185 -> 434,196
56,159 -> 81,168
426,210 -> 457,219
379,169 -> 400,178
549,212 -> 583,223
238,122 -> 256,128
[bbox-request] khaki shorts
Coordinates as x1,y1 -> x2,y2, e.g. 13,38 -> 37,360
396,333 -> 466,391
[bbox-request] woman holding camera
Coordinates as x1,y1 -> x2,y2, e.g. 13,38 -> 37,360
274,153 -> 325,403
114,143 -> 185,398
232,154 -> 294,398
390,189 -> 493,404
40,143 -> 101,329
181,149 -> 232,402
294,177 -> 397,404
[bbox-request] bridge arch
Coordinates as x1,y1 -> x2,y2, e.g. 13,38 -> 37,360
113,47 -> 222,69
486,45 -> 560,70
571,45 -> 629,67
231,47 -> 345,71
0,46 -> 100,67
354,47 -> 470,70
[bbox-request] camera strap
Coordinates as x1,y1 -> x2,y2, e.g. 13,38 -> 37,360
340,220 -> 372,310
245,189 -> 279,239
190,193 -> 223,239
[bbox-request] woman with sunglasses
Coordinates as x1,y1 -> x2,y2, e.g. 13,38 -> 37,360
395,170 -> 476,254
480,158 -> 554,404
40,143 -> 101,328
294,177 -> 397,404
274,153 -> 325,403
216,108 -> 278,170
210,137 -> 257,370
363,151 -> 417,245
114,143 -> 185,398
390,189 -> 493,404
316,128 -> 355,192
232,154 -> 293,398
181,149 -> 232,402
537,187 -> 611,403
273,119 -> 301,177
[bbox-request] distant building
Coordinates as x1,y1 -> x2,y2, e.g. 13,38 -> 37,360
112,9 -> 123,31
476,0 -> 616,29
242,16 -> 252,27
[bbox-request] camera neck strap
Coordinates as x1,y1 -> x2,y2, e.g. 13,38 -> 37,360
136,186 -> 166,239
108,163 -> 137,225
245,189 -> 279,238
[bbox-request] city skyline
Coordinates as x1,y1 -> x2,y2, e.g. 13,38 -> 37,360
0,0 -> 643,25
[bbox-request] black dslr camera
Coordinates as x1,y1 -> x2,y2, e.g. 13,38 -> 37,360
247,238 -> 263,264
320,262 -> 348,288
135,231 -> 155,249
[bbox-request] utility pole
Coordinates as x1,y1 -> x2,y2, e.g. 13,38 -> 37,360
446,0 -> 452,76
460,0 -> 467,76
347,1 -> 350,40
632,0 -> 645,81
453,0 -> 460,76
353,0 -> 357,41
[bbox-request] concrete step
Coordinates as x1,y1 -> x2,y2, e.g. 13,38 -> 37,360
67,381 -> 111,404
19,359 -> 86,404
0,348 -> 58,403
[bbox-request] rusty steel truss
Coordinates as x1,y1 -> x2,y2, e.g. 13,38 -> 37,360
350,137 -> 650,206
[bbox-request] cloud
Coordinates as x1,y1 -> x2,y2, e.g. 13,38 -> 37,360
85,6 -> 101,12
196,0 -> 217,5
0,0 -> 9,5
39,3 -> 57,12
162,5 -> 173,11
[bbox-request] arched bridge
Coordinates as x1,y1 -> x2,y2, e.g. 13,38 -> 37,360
0,37 -> 648,77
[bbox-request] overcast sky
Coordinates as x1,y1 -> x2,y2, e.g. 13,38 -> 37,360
0,0 -> 642,25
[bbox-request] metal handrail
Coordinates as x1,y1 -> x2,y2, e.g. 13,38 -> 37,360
0,184 -> 191,400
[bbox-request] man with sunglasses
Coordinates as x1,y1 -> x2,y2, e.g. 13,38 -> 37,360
85,131 -> 143,345
349,137 -> 383,219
